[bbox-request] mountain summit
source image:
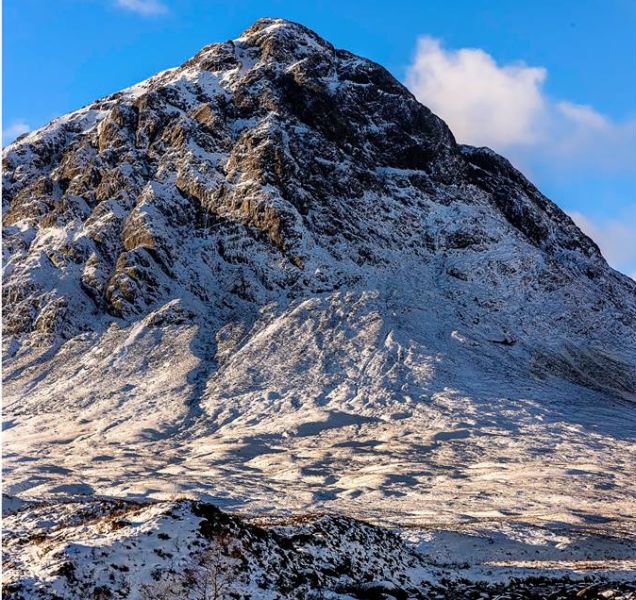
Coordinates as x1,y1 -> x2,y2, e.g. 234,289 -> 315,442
3,19 -> 636,525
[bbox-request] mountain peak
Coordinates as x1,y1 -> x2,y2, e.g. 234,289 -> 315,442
237,17 -> 324,43
184,17 -> 334,73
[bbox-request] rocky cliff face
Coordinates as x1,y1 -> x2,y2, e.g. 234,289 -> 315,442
3,19 -> 636,527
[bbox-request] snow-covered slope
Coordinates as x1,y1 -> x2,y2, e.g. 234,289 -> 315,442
3,16 -> 636,570
4,495 -> 636,599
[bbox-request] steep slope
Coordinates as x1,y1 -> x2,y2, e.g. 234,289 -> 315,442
3,18 -> 636,535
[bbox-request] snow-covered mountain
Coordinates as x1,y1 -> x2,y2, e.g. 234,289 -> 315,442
3,17 -> 636,595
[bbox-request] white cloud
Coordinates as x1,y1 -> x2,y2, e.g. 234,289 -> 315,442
114,0 -> 167,16
548,101 -> 636,172
405,37 -> 547,149
2,120 -> 31,145
569,209 -> 636,278
405,37 -> 636,173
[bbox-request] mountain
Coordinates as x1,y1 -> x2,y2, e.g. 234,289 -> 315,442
3,17 -> 636,590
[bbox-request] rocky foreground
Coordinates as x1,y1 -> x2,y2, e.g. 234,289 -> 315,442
3,496 -> 635,599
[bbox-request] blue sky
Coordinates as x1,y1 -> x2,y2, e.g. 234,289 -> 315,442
4,0 -> 635,276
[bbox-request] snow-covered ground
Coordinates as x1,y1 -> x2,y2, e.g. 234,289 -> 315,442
4,292 -> 636,594
3,495 -> 636,598
4,286 -> 635,531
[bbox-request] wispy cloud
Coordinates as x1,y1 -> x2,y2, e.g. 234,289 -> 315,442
404,37 -> 636,174
2,120 -> 31,145
114,0 -> 168,16
569,209 -> 636,279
